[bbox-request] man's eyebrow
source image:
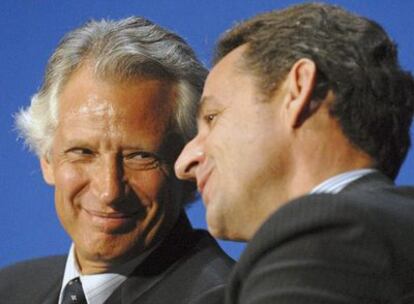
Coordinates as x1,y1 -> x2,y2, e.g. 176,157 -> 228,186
197,95 -> 219,119
61,138 -> 95,148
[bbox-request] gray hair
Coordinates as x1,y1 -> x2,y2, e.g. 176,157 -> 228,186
16,17 -> 207,158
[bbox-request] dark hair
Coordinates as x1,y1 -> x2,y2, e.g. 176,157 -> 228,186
215,3 -> 414,179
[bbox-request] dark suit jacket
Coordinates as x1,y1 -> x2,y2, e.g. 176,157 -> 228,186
0,213 -> 234,304
226,172 -> 414,304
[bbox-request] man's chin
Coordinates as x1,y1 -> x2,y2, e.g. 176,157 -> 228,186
206,210 -> 250,242
206,211 -> 229,240
74,236 -> 146,269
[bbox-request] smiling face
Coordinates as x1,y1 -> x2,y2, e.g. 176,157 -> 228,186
175,46 -> 291,241
41,64 -> 182,273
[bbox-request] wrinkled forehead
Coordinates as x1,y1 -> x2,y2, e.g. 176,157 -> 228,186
60,97 -> 171,139
63,69 -> 172,111
56,73 -> 176,142
67,93 -> 118,116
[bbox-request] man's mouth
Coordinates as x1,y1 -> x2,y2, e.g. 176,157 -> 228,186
84,209 -> 136,219
82,208 -> 139,231
197,169 -> 213,197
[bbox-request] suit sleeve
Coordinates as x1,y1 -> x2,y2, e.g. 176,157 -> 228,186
236,194 -> 398,304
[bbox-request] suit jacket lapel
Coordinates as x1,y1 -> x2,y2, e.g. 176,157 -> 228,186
40,278 -> 62,304
105,212 -> 196,304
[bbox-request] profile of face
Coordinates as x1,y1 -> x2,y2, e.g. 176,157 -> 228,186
175,46 -> 291,241
41,64 -> 182,273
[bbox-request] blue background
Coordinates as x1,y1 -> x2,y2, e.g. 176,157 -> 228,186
1,0 -> 413,268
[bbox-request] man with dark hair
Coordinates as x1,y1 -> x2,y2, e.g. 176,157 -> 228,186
176,3 -> 414,303
0,17 -> 233,304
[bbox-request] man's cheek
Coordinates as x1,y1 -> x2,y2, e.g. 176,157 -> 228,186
129,171 -> 166,199
55,164 -> 88,197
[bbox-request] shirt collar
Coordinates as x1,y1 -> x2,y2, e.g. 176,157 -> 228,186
310,168 -> 378,194
59,244 -> 154,304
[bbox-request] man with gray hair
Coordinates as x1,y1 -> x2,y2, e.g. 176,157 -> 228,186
0,17 -> 233,304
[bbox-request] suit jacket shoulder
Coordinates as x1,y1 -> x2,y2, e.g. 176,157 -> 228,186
0,255 -> 66,303
227,173 -> 414,304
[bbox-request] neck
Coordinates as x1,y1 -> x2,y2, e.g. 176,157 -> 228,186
247,128 -> 374,241
286,129 -> 374,203
288,152 -> 373,198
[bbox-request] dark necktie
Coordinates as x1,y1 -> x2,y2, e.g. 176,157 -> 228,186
62,277 -> 87,304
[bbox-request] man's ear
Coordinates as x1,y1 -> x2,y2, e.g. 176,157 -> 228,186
40,157 -> 55,185
284,58 -> 317,128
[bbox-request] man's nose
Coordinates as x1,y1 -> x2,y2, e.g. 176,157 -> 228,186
175,135 -> 205,181
93,157 -> 125,205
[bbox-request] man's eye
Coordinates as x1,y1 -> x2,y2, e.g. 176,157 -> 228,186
66,148 -> 94,155
125,152 -> 160,170
127,151 -> 154,159
204,113 -> 217,125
